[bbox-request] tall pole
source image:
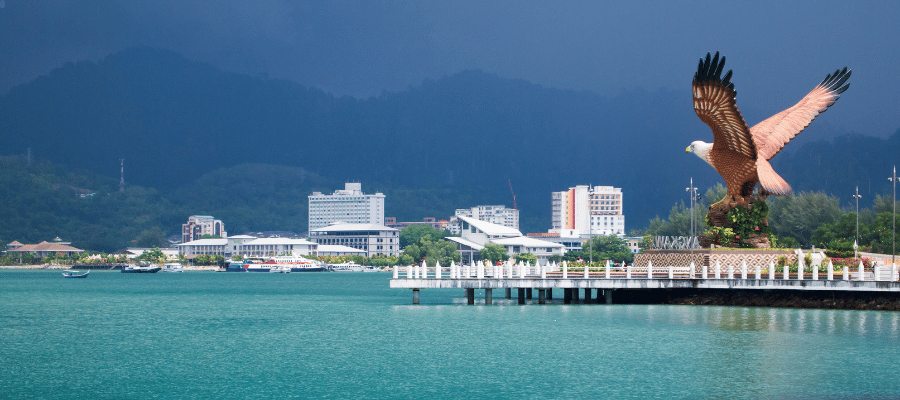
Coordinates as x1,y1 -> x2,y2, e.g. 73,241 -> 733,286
852,186 -> 862,258
119,158 -> 125,193
890,166 -> 897,267
686,178 -> 698,256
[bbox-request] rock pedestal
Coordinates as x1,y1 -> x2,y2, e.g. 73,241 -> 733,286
701,195 -> 771,248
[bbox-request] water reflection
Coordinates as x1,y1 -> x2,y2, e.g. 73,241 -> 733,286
684,306 -> 900,340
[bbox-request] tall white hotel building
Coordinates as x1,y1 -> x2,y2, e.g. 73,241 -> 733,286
550,185 -> 624,237
308,183 -> 385,231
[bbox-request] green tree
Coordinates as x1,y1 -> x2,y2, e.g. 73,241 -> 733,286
563,250 -> 586,262
767,191 -> 841,247
134,227 -> 170,248
583,235 -> 634,263
368,254 -> 399,267
479,244 -> 508,265
514,252 -> 537,264
401,237 -> 460,267
645,184 -> 724,237
873,194 -> 899,214
399,225 -> 452,249
399,254 -> 414,266
136,247 -> 166,263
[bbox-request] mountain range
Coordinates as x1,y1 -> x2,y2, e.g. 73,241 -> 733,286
2,47 -> 898,238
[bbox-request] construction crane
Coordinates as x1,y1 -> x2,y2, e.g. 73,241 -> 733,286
508,178 -> 517,210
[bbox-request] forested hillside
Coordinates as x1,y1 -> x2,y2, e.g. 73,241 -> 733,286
0,155 -> 181,252
0,158 -> 514,252
1,47 -> 897,237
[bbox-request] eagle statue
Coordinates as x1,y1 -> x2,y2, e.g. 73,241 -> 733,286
686,52 -> 851,208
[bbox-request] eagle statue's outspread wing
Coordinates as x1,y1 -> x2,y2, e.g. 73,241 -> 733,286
686,52 -> 850,206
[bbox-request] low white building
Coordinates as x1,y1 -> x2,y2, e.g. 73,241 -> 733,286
177,236 -> 317,258
317,244 -> 367,257
446,216 -> 564,264
237,238 -> 318,257
524,233 -> 586,253
177,238 -> 228,257
125,247 -> 181,260
309,223 -> 399,258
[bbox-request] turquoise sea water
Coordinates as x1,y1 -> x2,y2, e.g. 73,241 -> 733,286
2,270 -> 900,399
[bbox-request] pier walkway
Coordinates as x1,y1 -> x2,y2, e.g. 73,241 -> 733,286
389,261 -> 900,305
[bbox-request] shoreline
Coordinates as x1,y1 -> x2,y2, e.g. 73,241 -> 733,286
0,264 -> 219,271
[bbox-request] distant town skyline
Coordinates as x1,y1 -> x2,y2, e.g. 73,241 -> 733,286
1,1 -> 899,136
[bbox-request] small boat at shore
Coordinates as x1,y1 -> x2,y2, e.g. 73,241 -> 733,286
62,270 -> 89,278
162,262 -> 184,272
121,262 -> 161,273
329,262 -> 363,272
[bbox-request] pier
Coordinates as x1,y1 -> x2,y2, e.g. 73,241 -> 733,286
390,261 -> 900,305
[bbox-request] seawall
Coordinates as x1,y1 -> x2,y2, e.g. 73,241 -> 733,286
612,288 -> 900,310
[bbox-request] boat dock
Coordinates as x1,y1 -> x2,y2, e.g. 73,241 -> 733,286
389,261 -> 900,305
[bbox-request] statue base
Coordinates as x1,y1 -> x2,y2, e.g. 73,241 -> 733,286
701,194 -> 772,249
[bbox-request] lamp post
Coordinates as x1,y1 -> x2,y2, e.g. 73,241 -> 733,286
889,166 -> 898,267
686,178 -> 701,259
852,186 -> 862,259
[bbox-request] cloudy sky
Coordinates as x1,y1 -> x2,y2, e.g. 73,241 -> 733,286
2,1 -> 898,136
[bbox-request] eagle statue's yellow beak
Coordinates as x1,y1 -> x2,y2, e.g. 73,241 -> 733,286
685,146 -> 692,153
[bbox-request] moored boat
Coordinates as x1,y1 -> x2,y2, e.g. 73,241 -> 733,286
329,261 -> 363,272
62,270 -> 90,278
162,262 -> 184,272
121,263 -> 162,273
221,256 -> 326,272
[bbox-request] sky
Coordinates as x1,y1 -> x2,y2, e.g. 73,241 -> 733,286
2,0 -> 899,137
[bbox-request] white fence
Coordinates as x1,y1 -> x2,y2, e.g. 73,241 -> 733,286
393,259 -> 900,282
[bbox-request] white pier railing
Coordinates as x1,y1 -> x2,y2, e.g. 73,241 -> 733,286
393,259 -> 900,283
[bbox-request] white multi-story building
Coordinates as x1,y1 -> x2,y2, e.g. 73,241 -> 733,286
182,215 -> 227,243
309,223 -> 399,258
308,183 -> 385,231
550,185 -> 624,237
449,205 -> 519,234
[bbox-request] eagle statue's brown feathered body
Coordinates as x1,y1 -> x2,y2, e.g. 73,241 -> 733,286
687,52 -> 851,207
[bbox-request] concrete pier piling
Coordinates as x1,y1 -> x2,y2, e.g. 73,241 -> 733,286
517,288 -> 526,305
485,289 -> 492,305
538,289 -> 546,304
412,289 -> 420,305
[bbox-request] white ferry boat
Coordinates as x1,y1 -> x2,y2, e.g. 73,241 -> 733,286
228,256 -> 327,272
329,261 -> 364,272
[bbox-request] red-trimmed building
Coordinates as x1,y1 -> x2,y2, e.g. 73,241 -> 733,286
5,239 -> 84,261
